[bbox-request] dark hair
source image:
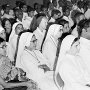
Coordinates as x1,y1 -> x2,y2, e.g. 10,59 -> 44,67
19,2 -> 26,9
33,3 -> 38,9
71,37 -> 79,46
62,6 -> 70,13
40,5 -> 47,12
0,37 -> 5,44
15,23 -> 23,30
77,19 -> 88,37
74,12 -> 84,23
77,1 -> 84,9
2,18 -> 12,28
56,19 -> 69,27
71,10 -> 81,23
51,9 -> 60,17
15,8 -> 22,14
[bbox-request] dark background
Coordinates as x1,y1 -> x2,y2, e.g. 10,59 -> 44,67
0,0 -> 43,8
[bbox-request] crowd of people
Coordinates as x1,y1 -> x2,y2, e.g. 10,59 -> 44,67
0,0 -> 90,90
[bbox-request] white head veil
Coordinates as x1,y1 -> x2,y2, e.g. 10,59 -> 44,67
16,32 -> 33,68
46,24 -> 63,40
9,22 -> 22,42
54,35 -> 76,89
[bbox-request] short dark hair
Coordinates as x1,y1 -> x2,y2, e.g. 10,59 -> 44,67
27,6 -> 34,12
33,3 -> 38,9
77,19 -> 87,37
74,12 -> 84,23
56,19 -> 69,27
2,18 -> 12,28
71,10 -> 81,23
51,9 -> 60,17
62,6 -> 70,13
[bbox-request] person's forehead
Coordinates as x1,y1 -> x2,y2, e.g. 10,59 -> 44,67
5,20 -> 10,24
64,23 -> 69,27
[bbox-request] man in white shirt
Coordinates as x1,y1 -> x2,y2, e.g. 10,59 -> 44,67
49,9 -> 61,23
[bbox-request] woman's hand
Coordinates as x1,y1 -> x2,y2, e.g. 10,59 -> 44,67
26,80 -> 38,90
38,64 -> 50,72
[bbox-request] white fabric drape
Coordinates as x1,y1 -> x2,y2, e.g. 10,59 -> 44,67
45,24 -> 63,41
15,32 -> 59,90
9,22 -> 22,42
8,22 -> 22,61
55,35 -> 76,89
42,24 -> 63,70
16,32 -> 33,68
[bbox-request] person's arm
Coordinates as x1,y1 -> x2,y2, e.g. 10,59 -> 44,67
38,64 -> 50,72
0,76 -> 29,88
42,40 -> 56,70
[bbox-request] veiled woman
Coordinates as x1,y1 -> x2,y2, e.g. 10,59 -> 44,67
42,24 -> 63,70
55,35 -> 90,90
15,32 -> 59,90
8,22 -> 24,62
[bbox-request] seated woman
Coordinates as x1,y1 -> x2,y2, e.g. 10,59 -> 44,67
55,35 -> 90,90
42,24 -> 63,70
0,37 -> 37,90
2,18 -> 15,42
15,32 -> 59,90
8,22 -> 24,62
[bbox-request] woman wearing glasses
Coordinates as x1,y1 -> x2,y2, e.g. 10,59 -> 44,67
0,37 -> 37,90
15,32 -> 58,90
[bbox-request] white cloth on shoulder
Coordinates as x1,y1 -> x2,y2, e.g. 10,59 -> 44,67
15,32 -> 59,90
42,24 -> 63,70
45,24 -> 63,41
8,22 -> 22,61
16,32 -> 33,68
9,22 -> 22,42
55,35 -> 76,89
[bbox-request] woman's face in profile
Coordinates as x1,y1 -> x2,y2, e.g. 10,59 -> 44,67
15,24 -> 24,35
27,35 -> 37,51
5,20 -> 11,33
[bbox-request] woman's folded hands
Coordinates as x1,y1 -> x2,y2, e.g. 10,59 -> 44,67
38,64 -> 50,72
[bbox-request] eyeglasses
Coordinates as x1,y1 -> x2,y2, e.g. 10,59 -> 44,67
30,39 -> 37,43
0,45 -> 7,49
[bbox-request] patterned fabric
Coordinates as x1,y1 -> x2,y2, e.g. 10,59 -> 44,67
0,56 -> 18,81
0,56 -> 12,80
